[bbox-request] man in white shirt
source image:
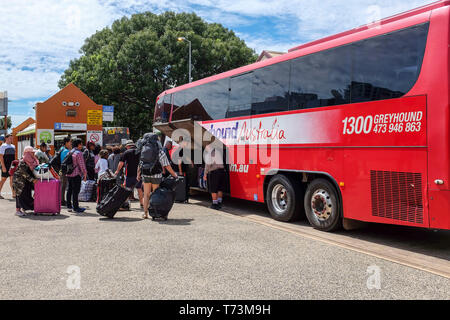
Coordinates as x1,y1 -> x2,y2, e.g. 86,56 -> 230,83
0,134 -> 16,199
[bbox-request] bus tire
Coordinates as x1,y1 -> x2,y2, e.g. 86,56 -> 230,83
304,178 -> 341,232
266,175 -> 301,222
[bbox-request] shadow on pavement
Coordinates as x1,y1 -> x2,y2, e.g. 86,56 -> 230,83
21,214 -> 70,221
99,217 -> 142,222
154,218 -> 194,226
189,193 -> 450,262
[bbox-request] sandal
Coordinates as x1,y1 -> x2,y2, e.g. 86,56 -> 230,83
142,213 -> 149,219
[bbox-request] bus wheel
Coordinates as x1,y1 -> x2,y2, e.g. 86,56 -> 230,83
266,175 -> 300,222
304,179 -> 341,232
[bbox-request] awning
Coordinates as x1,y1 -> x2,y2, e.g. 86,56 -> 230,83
153,119 -> 210,149
16,123 -> 36,137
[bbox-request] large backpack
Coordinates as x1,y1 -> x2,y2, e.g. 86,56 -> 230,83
49,148 -> 62,171
138,133 -> 160,171
61,151 -> 75,175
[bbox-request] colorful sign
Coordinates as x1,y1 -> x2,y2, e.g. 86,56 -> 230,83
87,110 -> 103,126
37,129 -> 54,146
54,123 -> 87,131
103,105 -> 114,122
103,127 -> 130,146
87,130 -> 103,146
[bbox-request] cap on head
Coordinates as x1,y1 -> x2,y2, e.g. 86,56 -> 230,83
0,136 -> 5,142
125,140 -> 135,147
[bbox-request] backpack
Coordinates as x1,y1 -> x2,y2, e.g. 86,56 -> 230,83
49,149 -> 62,171
139,133 -> 160,171
83,149 -> 95,169
61,151 -> 75,175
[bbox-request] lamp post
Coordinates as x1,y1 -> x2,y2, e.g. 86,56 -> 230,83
177,37 -> 192,83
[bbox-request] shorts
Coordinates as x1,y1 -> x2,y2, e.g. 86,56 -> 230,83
125,176 -> 142,189
207,169 -> 226,194
1,170 -> 10,178
142,176 -> 162,185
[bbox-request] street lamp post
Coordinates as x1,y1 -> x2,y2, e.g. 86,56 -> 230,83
177,37 -> 192,83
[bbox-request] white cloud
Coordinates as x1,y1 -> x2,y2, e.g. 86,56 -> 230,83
0,0 -> 437,105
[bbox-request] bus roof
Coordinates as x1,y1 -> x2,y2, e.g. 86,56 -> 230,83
160,0 -> 449,98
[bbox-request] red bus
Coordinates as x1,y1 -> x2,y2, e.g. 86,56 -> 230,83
154,0 -> 450,231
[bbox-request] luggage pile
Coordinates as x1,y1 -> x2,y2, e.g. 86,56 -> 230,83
78,180 -> 97,202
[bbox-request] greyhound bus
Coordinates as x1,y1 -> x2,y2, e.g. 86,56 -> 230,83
153,0 -> 450,231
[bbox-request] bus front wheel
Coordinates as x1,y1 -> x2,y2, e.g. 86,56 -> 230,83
266,175 -> 301,222
304,179 -> 341,232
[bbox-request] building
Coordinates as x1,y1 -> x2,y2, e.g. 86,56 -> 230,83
256,50 -> 286,62
11,117 -> 36,158
34,83 -> 103,154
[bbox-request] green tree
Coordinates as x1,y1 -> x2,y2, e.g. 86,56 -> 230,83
59,12 -> 257,139
0,116 -> 12,130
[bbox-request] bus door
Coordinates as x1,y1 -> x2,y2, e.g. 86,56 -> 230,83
226,72 -> 260,201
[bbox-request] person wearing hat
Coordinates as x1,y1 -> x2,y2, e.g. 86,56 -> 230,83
115,140 -> 143,207
35,142 -> 49,164
13,146 -> 38,216
0,134 -> 16,199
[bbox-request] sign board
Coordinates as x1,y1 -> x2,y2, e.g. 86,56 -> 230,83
103,127 -> 130,146
87,110 -> 103,126
54,123 -> 87,131
87,130 -> 103,146
103,105 -> 114,122
0,91 -> 7,117
37,129 -> 54,146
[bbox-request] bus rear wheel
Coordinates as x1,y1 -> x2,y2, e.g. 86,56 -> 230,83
266,175 -> 301,222
304,178 -> 341,232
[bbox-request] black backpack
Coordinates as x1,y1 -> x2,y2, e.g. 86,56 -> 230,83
61,151 -> 75,175
49,149 -> 62,171
139,133 -> 160,171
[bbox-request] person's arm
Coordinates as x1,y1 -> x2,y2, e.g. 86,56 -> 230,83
115,161 -> 124,176
137,165 -> 141,181
77,152 -> 88,181
164,165 -> 178,178
0,154 -> 5,173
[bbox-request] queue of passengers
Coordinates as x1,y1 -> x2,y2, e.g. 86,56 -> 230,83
0,132 -> 227,217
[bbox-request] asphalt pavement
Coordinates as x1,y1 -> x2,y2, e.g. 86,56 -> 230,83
0,185 -> 449,300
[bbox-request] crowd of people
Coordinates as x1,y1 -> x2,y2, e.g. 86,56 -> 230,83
0,132 -> 228,218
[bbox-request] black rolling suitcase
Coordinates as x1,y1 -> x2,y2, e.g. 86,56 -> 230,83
96,185 -> 132,218
149,177 -> 178,220
98,177 -> 117,203
174,176 -> 187,202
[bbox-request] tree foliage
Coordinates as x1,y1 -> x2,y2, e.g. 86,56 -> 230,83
0,116 -> 12,130
59,12 -> 257,139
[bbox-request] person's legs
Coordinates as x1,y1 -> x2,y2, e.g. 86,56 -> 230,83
60,174 -> 68,205
0,176 -> 7,197
72,176 -> 82,211
67,177 -> 74,209
143,182 -> 151,217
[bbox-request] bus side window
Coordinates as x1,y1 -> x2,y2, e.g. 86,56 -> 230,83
227,72 -> 253,118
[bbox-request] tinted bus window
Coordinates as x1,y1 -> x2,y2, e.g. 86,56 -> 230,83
227,72 -> 253,118
199,79 -> 229,120
252,61 -> 290,115
351,23 -> 429,103
154,94 -> 168,123
290,45 -> 352,110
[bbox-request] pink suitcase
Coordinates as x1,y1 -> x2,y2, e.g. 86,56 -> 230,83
34,179 -> 61,215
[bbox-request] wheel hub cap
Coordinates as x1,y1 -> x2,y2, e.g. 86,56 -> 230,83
272,184 -> 288,214
311,189 -> 332,221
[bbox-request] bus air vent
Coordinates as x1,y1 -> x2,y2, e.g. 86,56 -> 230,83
370,170 -> 423,224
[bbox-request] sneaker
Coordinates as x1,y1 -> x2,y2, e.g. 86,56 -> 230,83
210,203 -> 220,210
0,195 -> 4,200
74,208 -> 86,213
15,210 -> 25,217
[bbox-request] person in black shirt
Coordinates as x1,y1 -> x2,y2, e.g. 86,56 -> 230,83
115,140 -> 143,207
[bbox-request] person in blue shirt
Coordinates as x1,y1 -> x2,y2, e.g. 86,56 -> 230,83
59,137 -> 72,206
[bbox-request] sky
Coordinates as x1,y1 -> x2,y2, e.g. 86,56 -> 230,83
0,0 -> 434,129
